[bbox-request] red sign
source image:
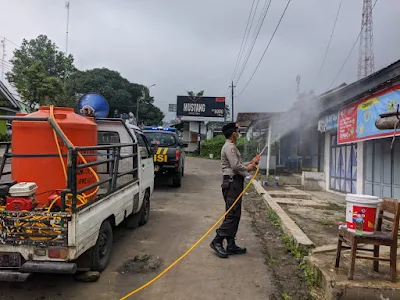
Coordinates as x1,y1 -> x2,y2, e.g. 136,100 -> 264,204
215,97 -> 226,103
337,102 -> 358,144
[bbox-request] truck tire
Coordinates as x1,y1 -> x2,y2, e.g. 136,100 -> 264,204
138,191 -> 150,226
172,172 -> 182,188
91,220 -> 113,272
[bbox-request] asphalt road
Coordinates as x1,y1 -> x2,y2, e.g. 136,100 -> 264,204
0,157 -> 274,300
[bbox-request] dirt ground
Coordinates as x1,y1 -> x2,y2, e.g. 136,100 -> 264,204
243,188 -> 311,300
262,184 -> 347,247
0,157 -> 297,300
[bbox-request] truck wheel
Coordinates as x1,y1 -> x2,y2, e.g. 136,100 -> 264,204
91,220 -> 113,272
172,172 -> 182,188
139,191 -> 150,226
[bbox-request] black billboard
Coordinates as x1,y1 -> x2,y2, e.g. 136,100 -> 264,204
176,96 -> 226,121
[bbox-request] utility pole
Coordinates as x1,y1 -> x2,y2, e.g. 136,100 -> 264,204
357,0 -> 374,79
1,37 -> 6,81
230,81 -> 236,122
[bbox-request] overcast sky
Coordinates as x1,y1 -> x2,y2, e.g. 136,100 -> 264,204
1,0 -> 399,121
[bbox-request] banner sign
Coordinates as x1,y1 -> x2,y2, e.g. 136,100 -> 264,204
318,112 -> 338,132
337,86 -> 400,144
168,104 -> 177,112
176,96 -> 225,122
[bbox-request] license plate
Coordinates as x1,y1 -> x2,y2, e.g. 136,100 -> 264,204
0,253 -> 21,269
154,165 -> 160,172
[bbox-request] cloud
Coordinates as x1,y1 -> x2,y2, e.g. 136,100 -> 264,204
0,0 -> 399,121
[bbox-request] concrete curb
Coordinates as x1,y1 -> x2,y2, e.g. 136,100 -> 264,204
252,180 -> 315,250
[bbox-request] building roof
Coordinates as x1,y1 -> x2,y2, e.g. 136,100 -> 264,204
316,59 -> 400,116
236,112 -> 280,127
0,81 -> 20,111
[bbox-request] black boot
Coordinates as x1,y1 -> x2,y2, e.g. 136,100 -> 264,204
227,237 -> 247,255
210,235 -> 228,258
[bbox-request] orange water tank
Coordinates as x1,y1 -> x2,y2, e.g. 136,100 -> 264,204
11,107 -> 98,204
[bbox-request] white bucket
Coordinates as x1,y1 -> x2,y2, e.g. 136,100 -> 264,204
209,154 -> 214,159
345,194 -> 382,235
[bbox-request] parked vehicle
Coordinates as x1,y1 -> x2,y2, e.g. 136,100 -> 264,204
0,107 -> 154,281
143,126 -> 186,187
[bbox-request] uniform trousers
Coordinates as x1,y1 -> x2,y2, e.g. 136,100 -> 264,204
216,175 -> 244,238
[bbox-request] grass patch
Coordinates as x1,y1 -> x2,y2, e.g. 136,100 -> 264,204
267,208 -> 281,228
266,258 -> 280,264
281,293 -> 292,300
266,206 -> 317,290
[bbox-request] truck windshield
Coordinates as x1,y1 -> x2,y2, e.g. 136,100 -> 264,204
144,132 -> 177,147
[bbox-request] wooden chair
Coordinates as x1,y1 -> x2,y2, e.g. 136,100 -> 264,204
335,198 -> 400,282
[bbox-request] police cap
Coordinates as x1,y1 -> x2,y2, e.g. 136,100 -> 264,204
222,122 -> 238,136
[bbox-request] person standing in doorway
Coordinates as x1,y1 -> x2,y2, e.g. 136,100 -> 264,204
210,122 -> 260,258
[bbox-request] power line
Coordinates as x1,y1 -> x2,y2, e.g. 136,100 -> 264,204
318,0 -> 343,77
236,0 -> 292,96
231,0 -> 257,81
0,36 -> 19,48
232,0 -> 261,83
234,0 -> 273,85
328,0 -> 378,89
0,59 -> 12,67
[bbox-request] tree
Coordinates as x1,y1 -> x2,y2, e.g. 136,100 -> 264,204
187,90 -> 204,97
66,68 -> 164,125
224,104 -> 230,121
6,35 -> 76,111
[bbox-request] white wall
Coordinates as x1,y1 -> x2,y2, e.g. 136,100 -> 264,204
189,122 -> 207,135
324,133 -> 331,191
356,141 -> 364,195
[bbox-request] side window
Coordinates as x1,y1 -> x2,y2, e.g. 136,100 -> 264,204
136,133 -> 150,159
98,131 -> 120,144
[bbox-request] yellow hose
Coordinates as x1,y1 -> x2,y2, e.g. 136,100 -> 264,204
119,165 -> 260,300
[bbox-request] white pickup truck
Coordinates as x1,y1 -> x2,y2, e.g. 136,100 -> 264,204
0,117 -> 154,281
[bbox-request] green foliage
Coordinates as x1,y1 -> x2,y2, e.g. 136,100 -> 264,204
0,134 -> 11,142
199,136 -> 258,161
65,68 -> 164,125
6,35 -> 76,110
200,135 -> 225,159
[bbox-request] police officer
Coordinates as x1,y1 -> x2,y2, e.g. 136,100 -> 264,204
210,122 -> 260,258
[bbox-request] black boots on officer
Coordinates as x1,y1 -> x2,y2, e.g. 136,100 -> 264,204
210,234 -> 246,258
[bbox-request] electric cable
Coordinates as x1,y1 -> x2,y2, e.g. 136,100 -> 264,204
0,36 -> 20,48
328,0 -> 378,90
236,0 -> 292,96
231,0 -> 257,81
318,0 -> 343,77
234,0 -> 273,85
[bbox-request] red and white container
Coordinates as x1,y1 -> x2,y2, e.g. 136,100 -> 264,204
345,194 -> 382,235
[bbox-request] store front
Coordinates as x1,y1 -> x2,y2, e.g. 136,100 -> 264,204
337,85 -> 400,197
329,134 -> 357,193
364,138 -> 400,198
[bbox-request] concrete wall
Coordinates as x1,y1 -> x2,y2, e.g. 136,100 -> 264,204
324,133 -> 330,191
356,141 -> 364,195
302,171 -> 325,191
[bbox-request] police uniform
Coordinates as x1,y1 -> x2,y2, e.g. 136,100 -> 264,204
210,122 -> 249,258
